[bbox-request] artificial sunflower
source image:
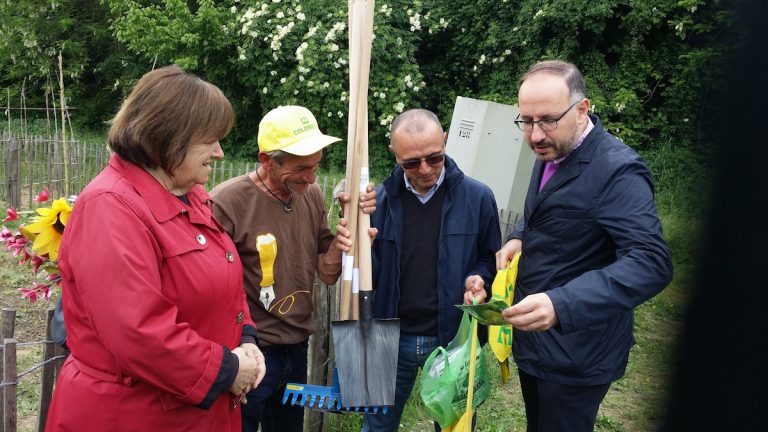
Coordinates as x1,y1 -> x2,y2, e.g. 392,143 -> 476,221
23,198 -> 72,261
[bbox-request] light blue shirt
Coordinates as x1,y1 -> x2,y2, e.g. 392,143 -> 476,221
404,167 -> 446,204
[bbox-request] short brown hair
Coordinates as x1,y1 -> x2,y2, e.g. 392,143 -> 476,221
108,65 -> 234,176
519,60 -> 587,102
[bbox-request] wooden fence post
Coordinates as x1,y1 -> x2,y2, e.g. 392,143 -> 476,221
1,309 -> 16,432
36,310 -> 57,432
5,139 -> 20,210
302,176 -> 344,432
2,339 -> 17,432
53,346 -> 65,385
51,136 -> 63,199
305,278 -> 335,432
0,309 -> 15,343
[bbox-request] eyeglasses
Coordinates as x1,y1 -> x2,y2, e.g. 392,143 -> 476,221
514,100 -> 580,132
399,152 -> 445,170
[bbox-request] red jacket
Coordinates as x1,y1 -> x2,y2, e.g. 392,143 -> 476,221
46,155 -> 254,431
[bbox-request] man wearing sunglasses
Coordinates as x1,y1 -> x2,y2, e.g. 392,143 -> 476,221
496,60 -> 673,432
363,108 -> 500,432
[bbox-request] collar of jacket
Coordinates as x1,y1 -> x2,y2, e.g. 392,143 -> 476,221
108,154 -> 213,224
573,114 -> 603,164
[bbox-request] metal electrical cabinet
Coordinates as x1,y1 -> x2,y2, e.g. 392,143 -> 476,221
445,96 -> 535,215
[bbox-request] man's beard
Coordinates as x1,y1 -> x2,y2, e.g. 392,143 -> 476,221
532,126 -> 581,161
553,137 -> 578,160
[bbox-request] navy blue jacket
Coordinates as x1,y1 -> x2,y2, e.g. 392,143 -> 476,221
371,156 -> 501,346
510,115 -> 673,385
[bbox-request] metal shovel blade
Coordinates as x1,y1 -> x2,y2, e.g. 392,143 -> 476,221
331,291 -> 400,408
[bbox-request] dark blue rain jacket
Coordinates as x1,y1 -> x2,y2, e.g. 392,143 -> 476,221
371,156 -> 501,346
509,115 -> 673,385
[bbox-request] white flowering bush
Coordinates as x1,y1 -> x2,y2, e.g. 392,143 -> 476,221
103,0 -> 429,177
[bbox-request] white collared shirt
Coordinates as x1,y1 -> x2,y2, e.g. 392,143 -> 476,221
403,167 -> 446,204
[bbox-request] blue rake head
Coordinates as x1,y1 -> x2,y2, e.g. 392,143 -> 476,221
281,368 -> 390,414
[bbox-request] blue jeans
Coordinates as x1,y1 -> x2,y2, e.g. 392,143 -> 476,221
362,333 -> 440,432
241,340 -> 308,432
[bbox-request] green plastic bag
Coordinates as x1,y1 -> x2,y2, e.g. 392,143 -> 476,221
420,312 -> 490,429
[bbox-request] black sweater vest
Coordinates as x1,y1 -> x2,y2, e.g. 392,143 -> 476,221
397,184 -> 446,335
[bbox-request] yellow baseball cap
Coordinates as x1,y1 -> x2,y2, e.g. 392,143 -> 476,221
257,105 -> 341,156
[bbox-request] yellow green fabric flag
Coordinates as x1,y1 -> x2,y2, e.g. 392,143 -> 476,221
488,252 -> 520,383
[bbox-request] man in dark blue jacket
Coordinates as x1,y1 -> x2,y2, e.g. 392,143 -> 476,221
497,60 -> 673,432
363,108 -> 500,432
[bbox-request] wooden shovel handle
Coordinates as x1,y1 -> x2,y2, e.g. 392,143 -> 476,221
355,0 -> 374,293
340,0 -> 375,316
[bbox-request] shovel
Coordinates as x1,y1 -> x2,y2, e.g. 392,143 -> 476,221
332,151 -> 399,409
331,0 -> 400,409
331,273 -> 400,407
445,306 -> 479,432
331,153 -> 400,407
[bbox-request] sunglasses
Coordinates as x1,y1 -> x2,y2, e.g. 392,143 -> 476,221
399,153 -> 445,170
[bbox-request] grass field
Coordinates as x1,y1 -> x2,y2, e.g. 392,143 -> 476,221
0,211 -> 692,432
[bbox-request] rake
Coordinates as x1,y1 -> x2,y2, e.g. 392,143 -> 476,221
282,368 -> 389,414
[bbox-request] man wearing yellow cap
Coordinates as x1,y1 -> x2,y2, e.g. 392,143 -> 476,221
210,106 -> 376,432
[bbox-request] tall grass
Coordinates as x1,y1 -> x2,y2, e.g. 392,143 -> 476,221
644,142 -> 710,218
3,117 -> 107,143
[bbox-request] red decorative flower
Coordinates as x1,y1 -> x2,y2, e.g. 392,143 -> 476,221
0,226 -> 13,240
3,207 -> 18,222
20,282 -> 53,304
34,186 -> 50,203
31,255 -> 44,273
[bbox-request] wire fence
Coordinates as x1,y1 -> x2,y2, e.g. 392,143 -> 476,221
0,132 -> 522,238
0,133 -> 109,210
1,309 -> 66,432
0,133 -> 257,211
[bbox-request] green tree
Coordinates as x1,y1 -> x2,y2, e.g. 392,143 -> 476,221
417,0 -> 737,214
0,0 -> 146,131
420,0 -> 735,152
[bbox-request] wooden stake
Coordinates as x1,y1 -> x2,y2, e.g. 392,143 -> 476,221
58,51 -> 69,197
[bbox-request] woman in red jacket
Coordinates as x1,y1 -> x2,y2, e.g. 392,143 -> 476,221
45,65 -> 265,431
